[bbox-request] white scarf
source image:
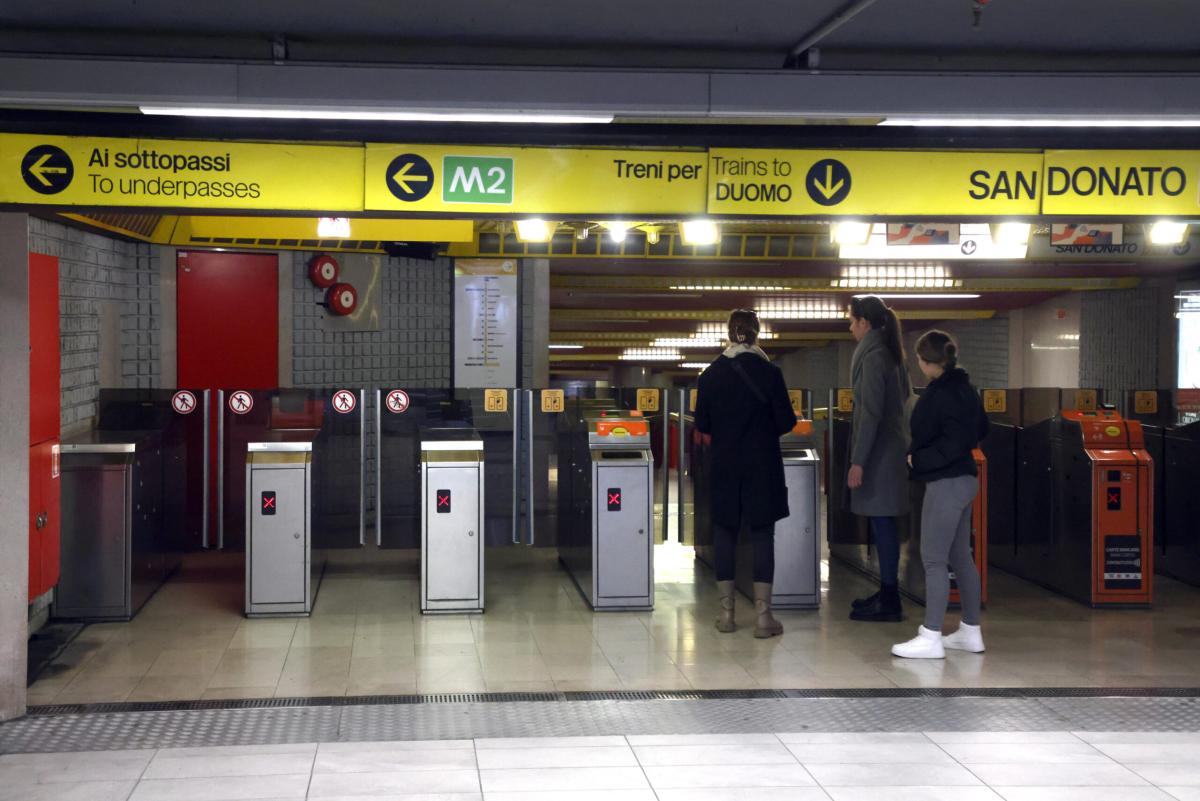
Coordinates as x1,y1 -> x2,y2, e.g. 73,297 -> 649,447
722,343 -> 770,361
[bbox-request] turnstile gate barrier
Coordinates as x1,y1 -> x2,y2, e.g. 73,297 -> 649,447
245,437 -> 319,617
559,415 -> 654,610
421,428 -> 485,614
738,422 -> 821,609
1010,408 -> 1154,607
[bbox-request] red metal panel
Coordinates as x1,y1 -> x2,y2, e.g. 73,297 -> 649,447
28,440 -> 60,600
28,253 -> 60,445
176,251 -> 279,389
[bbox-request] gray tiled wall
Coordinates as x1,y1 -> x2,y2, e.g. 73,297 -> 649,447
28,217 -> 158,430
906,315 -> 1011,390
1080,287 -> 1159,391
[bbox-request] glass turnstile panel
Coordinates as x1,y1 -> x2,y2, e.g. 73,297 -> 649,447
378,388 -> 516,548
222,387 -> 364,551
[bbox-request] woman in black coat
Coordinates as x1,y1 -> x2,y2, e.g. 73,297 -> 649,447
695,309 -> 799,638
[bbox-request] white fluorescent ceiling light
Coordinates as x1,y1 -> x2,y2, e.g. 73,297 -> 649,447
832,221 -> 873,246
515,218 -> 553,242
680,362 -> 710,370
852,293 -> 981,299
548,344 -> 584,349
881,117 -> 1200,128
651,338 -> 724,348
140,106 -> 614,124
680,220 -> 720,247
1149,221 -> 1190,245
316,217 -> 351,238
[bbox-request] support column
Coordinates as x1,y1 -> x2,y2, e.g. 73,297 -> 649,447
0,213 -> 30,720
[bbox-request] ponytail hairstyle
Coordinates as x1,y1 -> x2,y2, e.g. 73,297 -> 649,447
727,308 -> 760,346
849,294 -> 905,365
915,329 -> 959,370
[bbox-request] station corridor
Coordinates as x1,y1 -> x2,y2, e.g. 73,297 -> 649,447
27,544 -> 1200,706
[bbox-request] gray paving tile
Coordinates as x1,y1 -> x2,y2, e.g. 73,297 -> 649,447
805,763 -> 983,787
479,766 -> 650,792
644,764 -> 819,789
969,763 -> 1150,787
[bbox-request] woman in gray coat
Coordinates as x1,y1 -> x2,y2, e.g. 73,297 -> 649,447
846,295 -> 911,622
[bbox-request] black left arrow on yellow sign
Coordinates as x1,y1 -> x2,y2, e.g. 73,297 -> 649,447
21,145 -> 74,195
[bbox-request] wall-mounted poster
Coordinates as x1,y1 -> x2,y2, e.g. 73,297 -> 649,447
454,259 -> 518,388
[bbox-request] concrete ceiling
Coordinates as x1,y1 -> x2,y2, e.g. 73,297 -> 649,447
3,0 -> 1197,70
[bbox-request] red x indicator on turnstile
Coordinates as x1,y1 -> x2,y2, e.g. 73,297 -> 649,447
607,488 -> 622,512
1107,488 -> 1122,510
261,491 -> 276,516
436,489 -> 451,514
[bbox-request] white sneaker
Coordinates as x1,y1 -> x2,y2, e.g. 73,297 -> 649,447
891,626 -> 945,659
942,622 -> 985,653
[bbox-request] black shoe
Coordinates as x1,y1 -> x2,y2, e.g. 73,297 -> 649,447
849,586 -> 903,622
851,590 -> 880,611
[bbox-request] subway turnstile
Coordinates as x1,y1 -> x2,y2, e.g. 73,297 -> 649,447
421,428 -> 485,614
1011,409 -> 1154,607
1159,419 -> 1200,586
559,415 -> 654,611
738,424 -> 821,609
54,431 -> 178,621
245,438 -> 318,617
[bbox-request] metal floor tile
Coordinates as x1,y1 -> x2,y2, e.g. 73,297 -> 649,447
3,690 -> 1199,754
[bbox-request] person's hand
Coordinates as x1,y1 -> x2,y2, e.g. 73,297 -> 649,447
906,454 -> 913,467
847,464 -> 864,489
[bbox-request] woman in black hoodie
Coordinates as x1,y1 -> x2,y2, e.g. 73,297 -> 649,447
891,330 -> 990,660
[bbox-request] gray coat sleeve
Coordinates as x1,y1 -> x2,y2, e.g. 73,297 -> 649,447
851,349 -> 885,468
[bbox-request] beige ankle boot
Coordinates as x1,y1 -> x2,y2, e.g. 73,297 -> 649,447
753,582 -> 784,639
715,580 -> 736,633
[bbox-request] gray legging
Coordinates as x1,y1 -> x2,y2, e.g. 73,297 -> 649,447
920,474 -> 983,630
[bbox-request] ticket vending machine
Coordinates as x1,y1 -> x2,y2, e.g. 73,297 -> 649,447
245,438 -> 317,617
1013,409 -> 1153,607
740,423 -> 821,609
420,428 -> 485,614
560,416 -> 654,611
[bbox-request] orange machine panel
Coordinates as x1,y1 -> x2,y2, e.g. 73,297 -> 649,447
1064,410 -> 1154,605
594,419 -> 650,438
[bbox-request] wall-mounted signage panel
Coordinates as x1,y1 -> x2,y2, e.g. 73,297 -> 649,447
1,134 -> 363,211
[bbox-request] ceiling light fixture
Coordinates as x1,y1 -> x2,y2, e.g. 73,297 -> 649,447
651,338 -> 724,348
548,344 -> 584,349
139,106 -> 615,124
515,218 -> 553,243
831,221 -> 873,246
880,117 -> 1200,128
1149,220 -> 1189,245
605,221 -> 630,244
680,362 -> 710,370
680,220 -> 720,247
991,222 -> 1032,246
620,348 -> 683,361
316,217 -> 351,238
642,226 -> 661,245
852,293 -> 981,299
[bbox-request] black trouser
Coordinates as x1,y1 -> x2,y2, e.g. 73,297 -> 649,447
713,523 -> 776,583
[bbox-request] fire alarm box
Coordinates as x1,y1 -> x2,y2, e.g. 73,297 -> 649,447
327,283 -> 358,315
308,255 -> 340,288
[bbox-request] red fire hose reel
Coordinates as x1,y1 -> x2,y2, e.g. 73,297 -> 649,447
327,282 -> 358,316
308,254 -> 340,288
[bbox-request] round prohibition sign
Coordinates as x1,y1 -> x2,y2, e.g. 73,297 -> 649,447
171,390 -> 198,415
385,389 -> 410,414
332,389 -> 357,414
228,390 -> 254,415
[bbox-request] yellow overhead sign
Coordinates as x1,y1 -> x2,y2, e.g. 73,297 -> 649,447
1042,150 -> 1200,216
1,134 -> 363,211
365,144 -> 708,215
706,149 -> 1043,216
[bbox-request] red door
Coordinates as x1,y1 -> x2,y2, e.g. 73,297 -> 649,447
177,251 -> 279,547
29,253 -> 61,600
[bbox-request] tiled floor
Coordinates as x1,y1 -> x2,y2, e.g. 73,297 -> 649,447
28,542 -> 1200,705
4,731 -> 1200,801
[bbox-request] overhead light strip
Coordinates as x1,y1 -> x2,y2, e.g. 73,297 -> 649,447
139,106 -> 615,124
880,117 -> 1200,128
